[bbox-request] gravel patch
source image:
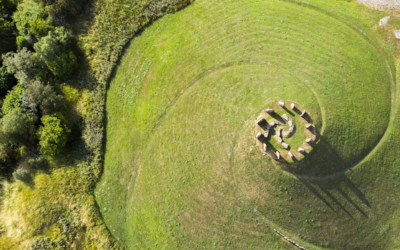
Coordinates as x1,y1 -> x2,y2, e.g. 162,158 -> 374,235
357,0 -> 400,11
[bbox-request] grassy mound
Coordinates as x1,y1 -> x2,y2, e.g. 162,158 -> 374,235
96,0 -> 399,249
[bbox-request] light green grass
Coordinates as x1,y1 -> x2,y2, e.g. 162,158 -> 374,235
96,0 -> 400,249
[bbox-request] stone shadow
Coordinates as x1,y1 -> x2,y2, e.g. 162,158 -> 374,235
297,174 -> 370,218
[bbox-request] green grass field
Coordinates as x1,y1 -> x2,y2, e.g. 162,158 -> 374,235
96,0 -> 400,249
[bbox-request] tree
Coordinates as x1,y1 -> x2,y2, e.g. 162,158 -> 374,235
37,114 -> 70,156
2,84 -> 22,115
0,64 -> 17,96
0,0 -> 17,54
33,27 -> 76,79
2,48 -> 35,85
23,80 -> 64,115
0,106 -> 38,145
13,0 -> 47,37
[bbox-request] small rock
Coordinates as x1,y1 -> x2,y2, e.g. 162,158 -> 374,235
288,119 -> 293,127
278,101 -> 285,107
282,114 -> 289,121
289,127 -> 294,132
306,138 -> 313,143
264,131 -> 269,138
265,109 -> 274,114
276,136 -> 283,143
288,152 -> 294,158
282,142 -> 289,149
269,121 -> 276,127
291,103 -> 295,109
379,16 -> 390,26
298,148 -> 305,154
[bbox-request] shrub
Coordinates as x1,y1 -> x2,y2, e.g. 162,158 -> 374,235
12,168 -> 30,182
37,114 -> 70,156
0,106 -> 38,145
28,156 -> 48,170
2,84 -> 23,115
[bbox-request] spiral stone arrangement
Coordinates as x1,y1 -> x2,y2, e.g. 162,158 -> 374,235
255,101 -> 318,162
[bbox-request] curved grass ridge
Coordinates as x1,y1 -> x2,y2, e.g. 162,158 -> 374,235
97,0 -> 398,249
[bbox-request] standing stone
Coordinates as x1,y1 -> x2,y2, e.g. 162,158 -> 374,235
257,118 -> 266,126
263,143 -> 267,152
289,126 -> 294,132
291,103 -> 295,110
396,30 -> 400,39
278,101 -> 285,107
255,132 -> 262,139
288,152 -> 294,159
264,131 -> 269,138
379,16 -> 390,26
269,121 -> 276,127
298,148 -> 305,154
305,138 -> 313,143
288,119 -> 293,127
282,142 -> 289,149
265,109 -> 275,114
300,110 -> 306,117
306,124 -> 312,129
276,151 -> 280,159
276,137 -> 283,143
282,114 -> 289,121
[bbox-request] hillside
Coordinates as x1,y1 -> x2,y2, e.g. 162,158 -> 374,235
97,0 -> 400,249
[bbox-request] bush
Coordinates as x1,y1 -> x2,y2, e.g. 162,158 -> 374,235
37,114 -> 70,156
0,106 -> 38,145
28,156 -> 48,170
12,168 -> 30,182
2,84 -> 22,115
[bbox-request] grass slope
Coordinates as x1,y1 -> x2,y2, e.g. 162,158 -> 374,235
96,0 -> 400,249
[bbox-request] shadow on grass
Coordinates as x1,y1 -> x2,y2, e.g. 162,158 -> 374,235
282,136 -> 371,218
297,174 -> 370,218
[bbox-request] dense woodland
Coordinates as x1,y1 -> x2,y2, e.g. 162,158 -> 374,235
0,0 -> 191,248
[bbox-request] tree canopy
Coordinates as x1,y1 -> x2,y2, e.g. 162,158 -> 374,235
37,114 -> 70,156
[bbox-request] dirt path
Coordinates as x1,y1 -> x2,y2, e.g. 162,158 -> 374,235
357,0 -> 400,11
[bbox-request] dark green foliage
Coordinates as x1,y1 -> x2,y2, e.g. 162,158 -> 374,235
0,0 -> 17,55
0,64 -> 16,97
29,236 -> 68,250
0,145 -> 17,177
23,80 -> 64,115
0,106 -> 38,145
37,114 -> 70,156
33,27 -> 77,79
36,0 -> 86,20
28,156 -> 48,170
2,48 -> 35,85
12,168 -> 30,182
